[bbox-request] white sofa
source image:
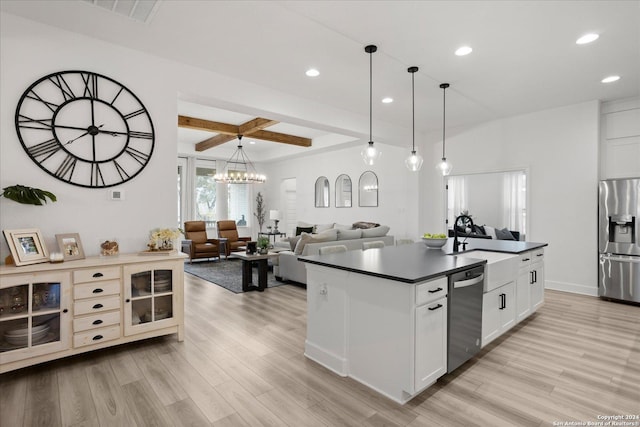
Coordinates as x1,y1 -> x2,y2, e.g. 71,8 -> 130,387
274,224 -> 394,285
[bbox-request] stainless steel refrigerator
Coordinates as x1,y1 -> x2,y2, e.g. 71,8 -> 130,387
598,178 -> 640,304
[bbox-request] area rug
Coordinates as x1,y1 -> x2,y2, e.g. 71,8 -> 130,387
183,258 -> 286,294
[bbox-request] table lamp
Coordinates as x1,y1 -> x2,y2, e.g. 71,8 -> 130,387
269,210 -> 281,233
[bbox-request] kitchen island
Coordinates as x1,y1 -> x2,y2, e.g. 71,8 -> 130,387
299,238 -> 547,404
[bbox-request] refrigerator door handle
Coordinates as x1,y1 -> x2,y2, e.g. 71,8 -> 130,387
600,255 -> 640,263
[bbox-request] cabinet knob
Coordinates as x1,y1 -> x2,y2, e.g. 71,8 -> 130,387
428,287 -> 443,294
62,308 -> 68,313
125,299 -> 130,303
92,272 -> 104,278
92,303 -> 104,309
92,288 -> 104,294
428,304 -> 443,311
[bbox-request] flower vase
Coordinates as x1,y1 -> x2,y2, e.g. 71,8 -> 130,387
158,239 -> 173,251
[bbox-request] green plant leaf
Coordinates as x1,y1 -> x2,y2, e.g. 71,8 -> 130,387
0,185 -> 57,205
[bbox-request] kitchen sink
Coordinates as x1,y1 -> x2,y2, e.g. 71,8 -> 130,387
451,250 -> 519,291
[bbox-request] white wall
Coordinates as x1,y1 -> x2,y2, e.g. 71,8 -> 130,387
422,101 -> 601,296
0,12 -> 410,259
259,143 -> 419,241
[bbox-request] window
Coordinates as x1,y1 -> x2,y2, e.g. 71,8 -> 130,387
228,183 -> 249,226
177,157 -> 253,230
195,160 -> 217,228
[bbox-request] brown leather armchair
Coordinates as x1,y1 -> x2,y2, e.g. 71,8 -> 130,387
217,220 -> 251,256
183,221 -> 221,263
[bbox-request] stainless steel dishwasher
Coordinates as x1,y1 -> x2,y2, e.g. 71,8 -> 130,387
447,265 -> 485,373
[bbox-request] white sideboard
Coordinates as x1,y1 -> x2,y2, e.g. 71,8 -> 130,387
0,252 -> 185,373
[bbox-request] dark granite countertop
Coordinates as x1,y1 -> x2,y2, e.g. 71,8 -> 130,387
299,238 -> 547,284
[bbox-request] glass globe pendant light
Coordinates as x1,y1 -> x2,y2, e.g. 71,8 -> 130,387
405,66 -> 423,171
361,44 -> 382,166
437,83 -> 452,176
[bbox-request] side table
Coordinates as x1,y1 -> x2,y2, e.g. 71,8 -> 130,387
258,231 -> 287,245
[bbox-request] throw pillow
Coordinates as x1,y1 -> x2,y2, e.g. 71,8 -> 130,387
337,229 -> 362,240
483,225 -> 497,239
495,228 -> 516,240
472,225 -> 486,235
333,223 -> 353,230
361,225 -> 390,238
295,226 -> 314,236
353,221 -> 380,229
288,235 -> 302,251
315,223 -> 334,233
293,229 -> 338,255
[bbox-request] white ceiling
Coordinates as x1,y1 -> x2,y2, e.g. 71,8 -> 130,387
2,0 -> 639,160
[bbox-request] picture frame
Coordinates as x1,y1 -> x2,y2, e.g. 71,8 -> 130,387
55,233 -> 85,261
3,228 -> 49,266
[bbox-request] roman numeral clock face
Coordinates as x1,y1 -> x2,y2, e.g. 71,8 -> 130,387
15,70 -> 155,188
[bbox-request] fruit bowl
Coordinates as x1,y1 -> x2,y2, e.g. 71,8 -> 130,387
421,237 -> 447,249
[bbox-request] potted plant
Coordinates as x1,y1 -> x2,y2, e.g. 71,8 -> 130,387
257,236 -> 270,254
253,192 -> 266,231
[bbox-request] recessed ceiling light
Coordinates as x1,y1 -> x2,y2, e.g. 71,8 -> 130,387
601,75 -> 620,83
305,68 -> 320,77
455,46 -> 473,56
576,33 -> 599,45
381,97 -> 393,104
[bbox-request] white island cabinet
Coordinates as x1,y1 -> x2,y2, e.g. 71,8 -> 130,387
305,263 -> 448,404
0,253 -> 185,373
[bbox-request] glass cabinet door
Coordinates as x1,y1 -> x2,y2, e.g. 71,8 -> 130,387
0,273 -> 70,363
124,263 -> 177,335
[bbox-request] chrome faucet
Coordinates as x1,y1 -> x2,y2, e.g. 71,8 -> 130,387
453,214 -> 475,253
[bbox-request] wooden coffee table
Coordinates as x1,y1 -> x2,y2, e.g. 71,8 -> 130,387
228,252 -> 280,292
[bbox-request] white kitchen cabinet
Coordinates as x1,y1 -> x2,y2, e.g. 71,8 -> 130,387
0,272 -> 72,367
482,281 -> 516,347
530,250 -> 545,313
516,249 -> 545,323
0,253 -> 185,373
415,294 -> 447,390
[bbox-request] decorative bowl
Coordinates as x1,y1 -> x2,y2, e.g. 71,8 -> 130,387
421,237 -> 447,249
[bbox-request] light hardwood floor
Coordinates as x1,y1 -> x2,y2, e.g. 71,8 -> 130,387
1,274 -> 639,427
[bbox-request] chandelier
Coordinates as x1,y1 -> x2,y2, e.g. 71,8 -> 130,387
213,135 -> 266,184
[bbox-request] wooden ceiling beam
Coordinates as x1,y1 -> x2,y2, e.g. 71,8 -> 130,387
238,118 -> 279,135
249,130 -> 312,147
178,115 -> 238,135
179,114 -> 312,150
195,134 -> 237,152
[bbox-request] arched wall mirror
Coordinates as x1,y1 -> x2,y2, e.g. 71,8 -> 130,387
358,171 -> 378,207
335,174 -> 352,208
315,176 -> 330,208
445,169 -> 528,240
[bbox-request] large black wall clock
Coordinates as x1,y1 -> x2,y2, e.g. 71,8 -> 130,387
15,70 -> 155,188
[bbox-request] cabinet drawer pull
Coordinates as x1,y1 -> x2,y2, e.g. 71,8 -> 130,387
428,304 -> 443,311
428,287 -> 443,294
522,258 -> 530,262
92,288 -> 104,294
499,293 -> 506,310
92,319 -> 103,325
536,253 -> 543,257
92,303 -> 104,309
92,335 -> 103,341
92,272 -> 104,278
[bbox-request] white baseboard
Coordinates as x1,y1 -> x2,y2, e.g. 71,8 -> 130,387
304,340 -> 348,377
545,280 -> 598,297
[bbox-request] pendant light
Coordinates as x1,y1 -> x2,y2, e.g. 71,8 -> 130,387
405,66 -> 423,171
213,135 -> 266,184
437,83 -> 452,176
361,44 -> 382,166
